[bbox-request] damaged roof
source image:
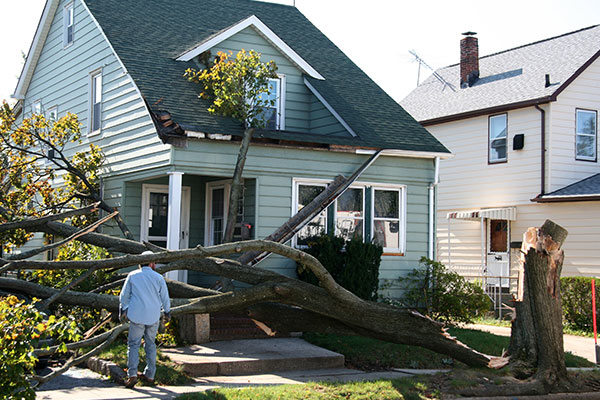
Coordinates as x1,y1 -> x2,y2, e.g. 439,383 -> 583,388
83,0 -> 449,153
401,25 -> 600,124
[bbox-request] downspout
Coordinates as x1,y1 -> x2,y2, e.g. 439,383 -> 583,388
535,104 -> 546,196
428,156 -> 440,259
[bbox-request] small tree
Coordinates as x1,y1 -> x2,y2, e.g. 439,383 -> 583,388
185,50 -> 278,243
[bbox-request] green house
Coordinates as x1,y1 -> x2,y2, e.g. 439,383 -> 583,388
13,0 -> 449,294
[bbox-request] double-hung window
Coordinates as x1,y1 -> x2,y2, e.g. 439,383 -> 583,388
575,109 -> 597,161
335,187 -> 364,241
489,114 -> 507,163
257,76 -> 285,130
294,182 -> 328,247
63,3 -> 74,47
372,188 -> 403,252
90,70 -> 102,134
32,100 -> 42,115
47,106 -> 58,121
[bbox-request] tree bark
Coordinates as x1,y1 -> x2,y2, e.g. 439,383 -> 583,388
508,220 -> 568,388
223,127 -> 254,243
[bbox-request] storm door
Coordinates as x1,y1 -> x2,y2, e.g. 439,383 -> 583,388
140,184 -> 190,249
486,219 -> 509,287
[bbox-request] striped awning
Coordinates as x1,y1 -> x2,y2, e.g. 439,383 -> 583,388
446,207 -> 517,221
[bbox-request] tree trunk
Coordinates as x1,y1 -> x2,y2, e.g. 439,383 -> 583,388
509,220 -> 568,388
223,127 -> 254,244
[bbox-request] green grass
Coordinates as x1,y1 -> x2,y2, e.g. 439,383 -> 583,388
304,328 -> 594,369
177,379 -> 440,400
96,339 -> 194,385
474,316 -> 596,338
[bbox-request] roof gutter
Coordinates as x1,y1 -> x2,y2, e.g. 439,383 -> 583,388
533,194 -> 600,203
356,149 -> 453,160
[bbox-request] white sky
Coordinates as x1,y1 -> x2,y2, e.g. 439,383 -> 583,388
1,0 -> 599,106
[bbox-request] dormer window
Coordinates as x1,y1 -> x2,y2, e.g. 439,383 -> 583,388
258,76 -> 285,130
63,3 -> 74,47
576,109 -> 597,161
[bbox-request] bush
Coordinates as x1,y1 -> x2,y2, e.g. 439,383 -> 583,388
0,296 -> 79,400
297,234 -> 382,301
561,276 -> 599,332
399,257 -> 491,324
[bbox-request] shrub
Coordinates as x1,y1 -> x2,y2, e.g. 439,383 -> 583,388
399,257 -> 491,324
561,276 -> 599,332
297,234 -> 382,301
0,296 -> 79,400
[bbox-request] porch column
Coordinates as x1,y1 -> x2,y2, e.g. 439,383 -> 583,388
166,171 -> 187,283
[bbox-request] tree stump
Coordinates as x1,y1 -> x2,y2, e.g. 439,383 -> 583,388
509,220 -> 568,389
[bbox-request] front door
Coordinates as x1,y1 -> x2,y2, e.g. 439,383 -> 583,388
140,184 -> 190,249
486,219 -> 509,287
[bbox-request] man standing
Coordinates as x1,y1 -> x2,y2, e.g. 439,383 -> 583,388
119,250 -> 171,388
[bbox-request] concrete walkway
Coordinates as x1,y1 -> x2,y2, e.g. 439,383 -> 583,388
467,324 -> 598,364
36,367 -> 436,400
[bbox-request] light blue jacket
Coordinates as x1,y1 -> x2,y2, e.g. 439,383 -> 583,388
119,267 -> 171,325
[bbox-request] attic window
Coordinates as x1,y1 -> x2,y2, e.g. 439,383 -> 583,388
257,76 -> 285,130
63,3 -> 74,47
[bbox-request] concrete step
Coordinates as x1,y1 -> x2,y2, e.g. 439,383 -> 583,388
209,313 -> 274,341
160,338 -> 345,377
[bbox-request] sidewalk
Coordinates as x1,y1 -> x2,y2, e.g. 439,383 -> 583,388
36,367 -> 438,400
467,324 -> 598,364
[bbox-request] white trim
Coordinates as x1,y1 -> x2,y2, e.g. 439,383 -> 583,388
303,77 -> 357,137
277,75 -> 286,130
140,183 -> 191,248
371,186 -> 406,253
63,1 -> 75,48
176,15 -> 324,80
575,108 -> 597,161
204,179 -> 232,246
47,105 -> 58,121
13,0 -> 60,99
88,68 -> 103,136
356,149 -> 454,160
32,99 -> 42,115
291,178 -> 329,248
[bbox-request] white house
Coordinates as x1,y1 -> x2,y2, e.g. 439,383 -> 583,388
401,26 -> 600,290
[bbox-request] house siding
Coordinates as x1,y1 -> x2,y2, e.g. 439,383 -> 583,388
23,0 -> 169,183
211,27 -> 348,136
547,57 -> 600,192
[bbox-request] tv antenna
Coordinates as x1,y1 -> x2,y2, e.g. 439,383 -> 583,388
409,50 -> 456,92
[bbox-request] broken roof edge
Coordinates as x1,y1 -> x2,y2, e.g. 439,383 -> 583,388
175,14 -> 325,80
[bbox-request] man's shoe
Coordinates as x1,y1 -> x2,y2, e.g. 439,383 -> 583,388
137,372 -> 155,385
124,376 -> 137,388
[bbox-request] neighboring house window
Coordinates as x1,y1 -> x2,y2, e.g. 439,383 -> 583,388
575,109 -> 597,161
47,106 -> 58,121
336,187 -> 364,241
372,188 -> 403,252
63,2 -> 74,47
489,114 -> 507,163
258,76 -> 285,130
294,182 -> 328,247
90,70 -> 102,133
32,100 -> 41,115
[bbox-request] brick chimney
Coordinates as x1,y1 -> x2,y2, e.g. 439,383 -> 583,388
460,31 -> 479,88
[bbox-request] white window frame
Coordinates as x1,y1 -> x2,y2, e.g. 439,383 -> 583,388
205,180 -> 232,246
371,185 -> 406,253
32,100 -> 42,115
89,69 -> 102,135
261,75 -> 285,130
575,108 -> 597,161
292,178 -> 329,248
335,185 -> 365,240
47,106 -> 58,121
140,184 -> 190,249
63,2 -> 74,48
489,113 -> 507,164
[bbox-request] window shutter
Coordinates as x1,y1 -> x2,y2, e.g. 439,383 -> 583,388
365,186 -> 372,242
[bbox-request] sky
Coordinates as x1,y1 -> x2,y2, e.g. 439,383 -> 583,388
1,0 -> 600,106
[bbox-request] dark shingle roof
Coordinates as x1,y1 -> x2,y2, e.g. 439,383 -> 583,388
401,25 -> 600,123
542,173 -> 600,198
84,0 -> 448,153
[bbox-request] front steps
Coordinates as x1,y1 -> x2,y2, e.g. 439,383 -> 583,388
160,338 -> 345,376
